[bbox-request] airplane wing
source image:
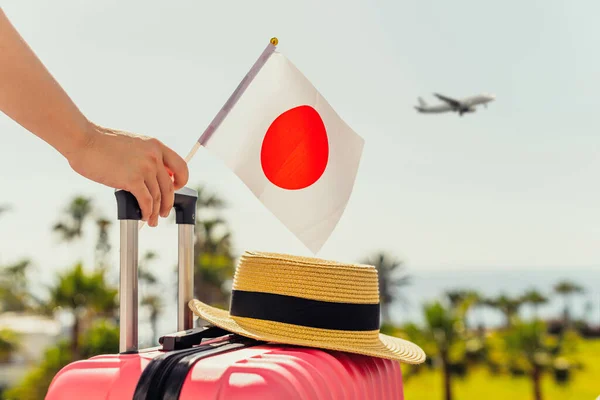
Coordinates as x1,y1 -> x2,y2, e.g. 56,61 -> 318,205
433,93 -> 462,108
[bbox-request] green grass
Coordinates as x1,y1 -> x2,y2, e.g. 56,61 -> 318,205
402,339 -> 600,400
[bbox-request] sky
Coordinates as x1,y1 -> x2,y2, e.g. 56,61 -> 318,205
0,0 -> 599,313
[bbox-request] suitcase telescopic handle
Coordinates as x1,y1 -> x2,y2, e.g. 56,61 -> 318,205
115,187 -> 198,354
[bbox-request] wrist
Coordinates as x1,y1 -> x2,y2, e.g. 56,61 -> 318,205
60,119 -> 97,163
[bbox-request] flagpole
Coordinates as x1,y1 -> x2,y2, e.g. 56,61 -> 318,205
139,37 -> 279,231
189,36 -> 279,153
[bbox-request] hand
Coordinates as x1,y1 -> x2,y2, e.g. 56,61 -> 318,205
0,8 -> 188,223
67,122 -> 189,227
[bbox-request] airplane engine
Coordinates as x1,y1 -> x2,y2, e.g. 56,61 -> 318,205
459,106 -> 476,116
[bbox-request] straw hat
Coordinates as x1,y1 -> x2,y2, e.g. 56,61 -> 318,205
188,251 -> 426,364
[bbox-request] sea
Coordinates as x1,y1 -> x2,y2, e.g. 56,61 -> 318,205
134,266 -> 600,346
386,266 -> 600,329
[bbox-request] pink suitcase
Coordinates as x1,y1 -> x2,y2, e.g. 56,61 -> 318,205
46,187 -> 405,399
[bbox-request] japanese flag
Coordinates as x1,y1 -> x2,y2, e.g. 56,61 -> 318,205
202,49 -> 364,253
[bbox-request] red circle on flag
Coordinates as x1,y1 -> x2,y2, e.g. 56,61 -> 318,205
261,105 -> 329,190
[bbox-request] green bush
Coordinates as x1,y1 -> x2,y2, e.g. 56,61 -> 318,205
2,318 -> 119,400
0,328 -> 20,364
80,319 -> 119,358
2,340 -> 71,400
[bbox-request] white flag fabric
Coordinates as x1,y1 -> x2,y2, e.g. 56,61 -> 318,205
202,51 -> 364,253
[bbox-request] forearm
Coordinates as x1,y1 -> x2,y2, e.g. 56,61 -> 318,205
0,8 -> 91,159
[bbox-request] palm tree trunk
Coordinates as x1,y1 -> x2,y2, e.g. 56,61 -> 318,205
532,366 -> 543,400
442,354 -> 453,400
71,314 -> 80,359
563,296 -> 570,328
150,312 -> 157,345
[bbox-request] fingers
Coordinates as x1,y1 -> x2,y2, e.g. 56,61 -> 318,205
144,174 -> 161,227
156,159 -> 174,218
127,138 -> 187,227
132,165 -> 173,227
130,183 -> 153,223
161,145 -> 189,190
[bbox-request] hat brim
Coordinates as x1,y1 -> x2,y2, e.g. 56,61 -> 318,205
189,299 -> 426,365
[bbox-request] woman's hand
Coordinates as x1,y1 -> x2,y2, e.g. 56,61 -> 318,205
67,123 -> 189,227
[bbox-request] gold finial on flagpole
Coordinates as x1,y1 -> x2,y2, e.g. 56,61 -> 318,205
270,37 -> 279,46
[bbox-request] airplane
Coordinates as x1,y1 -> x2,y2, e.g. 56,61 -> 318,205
414,93 -> 496,116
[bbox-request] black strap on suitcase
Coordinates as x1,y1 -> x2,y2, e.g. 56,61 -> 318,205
133,327 -> 262,400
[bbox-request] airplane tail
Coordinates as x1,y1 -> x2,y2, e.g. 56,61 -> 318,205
417,97 -> 427,107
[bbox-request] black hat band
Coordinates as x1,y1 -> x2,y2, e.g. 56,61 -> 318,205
229,290 -> 380,331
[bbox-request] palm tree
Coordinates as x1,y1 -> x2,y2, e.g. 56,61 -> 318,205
406,301 -> 462,400
189,186 -> 235,309
193,222 -> 235,307
501,320 -> 574,400
446,290 -> 469,310
521,289 -> 548,321
583,300 -> 594,326
445,289 -> 482,330
47,263 -> 117,359
553,280 -> 584,327
0,259 -> 35,312
95,217 -> 111,270
361,252 -> 410,325
196,186 -> 227,210
53,196 -> 94,266
53,196 -> 93,242
486,294 -> 524,329
469,291 -> 487,333
196,218 -> 231,253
